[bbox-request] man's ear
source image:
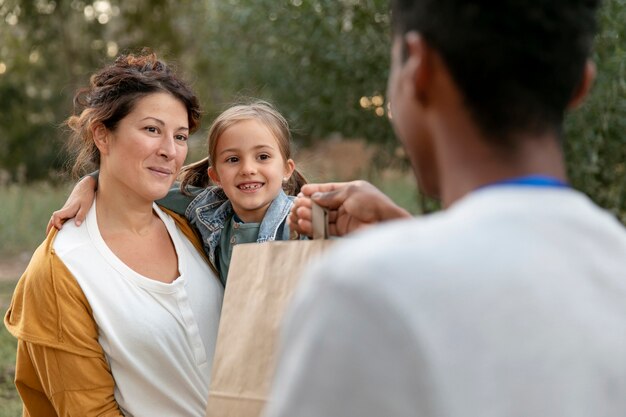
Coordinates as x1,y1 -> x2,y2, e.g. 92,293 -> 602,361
568,60 -> 596,110
405,32 -> 432,106
208,166 -> 220,186
92,124 -> 110,154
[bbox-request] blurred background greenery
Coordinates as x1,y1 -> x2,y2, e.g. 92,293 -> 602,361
0,0 -> 625,219
0,0 -> 393,180
0,1 -> 625,414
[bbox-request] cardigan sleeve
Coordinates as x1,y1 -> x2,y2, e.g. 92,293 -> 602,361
4,230 -> 124,417
15,341 -> 123,417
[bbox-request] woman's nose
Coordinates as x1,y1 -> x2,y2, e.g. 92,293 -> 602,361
158,136 -> 177,159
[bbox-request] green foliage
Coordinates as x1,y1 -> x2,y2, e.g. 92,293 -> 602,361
208,0 -> 392,143
0,183 -> 70,257
0,1 -> 98,180
0,281 -> 20,417
0,0 -> 625,221
564,0 -> 626,222
0,0 -> 211,182
0,184 -> 61,415
0,182 -> 64,415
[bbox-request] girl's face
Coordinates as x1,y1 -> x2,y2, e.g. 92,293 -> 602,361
96,92 -> 189,204
208,119 -> 295,223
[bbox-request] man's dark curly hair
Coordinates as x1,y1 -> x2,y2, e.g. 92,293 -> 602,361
391,0 -> 601,146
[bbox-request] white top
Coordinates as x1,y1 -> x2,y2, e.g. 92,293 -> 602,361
266,187 -> 626,417
54,202 -> 223,417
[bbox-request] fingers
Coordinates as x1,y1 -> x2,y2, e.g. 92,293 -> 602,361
293,180 -> 385,237
299,182 -> 347,197
288,195 -> 313,237
46,210 -> 68,235
309,187 -> 351,210
296,218 -> 313,237
326,209 -> 338,224
306,180 -> 374,210
288,204 -> 313,237
45,200 -> 89,235
46,217 -> 56,235
288,192 -> 340,237
287,214 -> 312,237
327,222 -> 338,237
74,205 -> 88,226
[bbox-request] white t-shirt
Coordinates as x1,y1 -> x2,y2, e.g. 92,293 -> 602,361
265,187 -> 626,417
54,202 -> 223,417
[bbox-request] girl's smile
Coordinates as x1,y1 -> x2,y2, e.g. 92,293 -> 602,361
237,181 -> 265,192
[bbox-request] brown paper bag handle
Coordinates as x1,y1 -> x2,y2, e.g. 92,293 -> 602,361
311,202 -> 329,240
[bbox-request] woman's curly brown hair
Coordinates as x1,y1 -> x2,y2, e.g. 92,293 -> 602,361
65,51 -> 201,178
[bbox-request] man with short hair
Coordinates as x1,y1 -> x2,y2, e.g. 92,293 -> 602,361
265,1 -> 626,416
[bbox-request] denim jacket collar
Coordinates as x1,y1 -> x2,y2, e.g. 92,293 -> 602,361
186,187 -> 294,267
258,189 -> 292,242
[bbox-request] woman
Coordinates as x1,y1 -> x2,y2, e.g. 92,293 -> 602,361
4,52 -> 223,416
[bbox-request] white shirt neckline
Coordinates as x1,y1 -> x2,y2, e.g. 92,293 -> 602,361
86,198 -> 187,294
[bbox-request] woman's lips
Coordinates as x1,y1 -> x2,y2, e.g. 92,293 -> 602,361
148,166 -> 173,177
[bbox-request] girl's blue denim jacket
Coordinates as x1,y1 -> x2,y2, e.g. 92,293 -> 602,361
185,187 -> 294,270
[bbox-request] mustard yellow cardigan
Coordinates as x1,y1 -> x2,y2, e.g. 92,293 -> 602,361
4,210 -> 211,417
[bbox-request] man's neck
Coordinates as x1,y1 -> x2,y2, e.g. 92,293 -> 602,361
437,130 -> 567,208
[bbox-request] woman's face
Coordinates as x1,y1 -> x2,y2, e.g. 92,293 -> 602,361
97,92 -> 189,203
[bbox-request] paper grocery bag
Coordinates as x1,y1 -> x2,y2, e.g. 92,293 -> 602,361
206,206 -> 333,417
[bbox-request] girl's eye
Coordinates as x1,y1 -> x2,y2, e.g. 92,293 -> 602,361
226,156 -> 239,163
258,154 -> 271,161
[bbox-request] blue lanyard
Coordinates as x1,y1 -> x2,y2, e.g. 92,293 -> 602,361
479,175 -> 569,190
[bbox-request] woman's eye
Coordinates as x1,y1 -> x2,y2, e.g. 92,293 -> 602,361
175,134 -> 188,142
145,126 -> 159,134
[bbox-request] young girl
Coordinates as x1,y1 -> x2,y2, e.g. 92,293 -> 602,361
50,100 -> 307,284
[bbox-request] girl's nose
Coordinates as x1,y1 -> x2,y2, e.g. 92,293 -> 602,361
240,158 -> 257,175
